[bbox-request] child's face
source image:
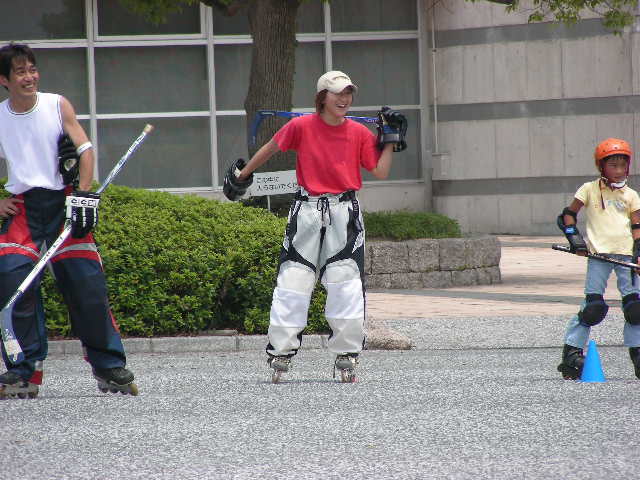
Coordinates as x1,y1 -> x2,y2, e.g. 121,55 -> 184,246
323,88 -> 353,118
602,155 -> 629,183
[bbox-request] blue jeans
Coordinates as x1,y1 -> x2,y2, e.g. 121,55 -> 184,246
564,255 -> 640,348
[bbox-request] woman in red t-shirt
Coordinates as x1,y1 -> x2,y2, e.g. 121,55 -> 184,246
236,71 -> 405,383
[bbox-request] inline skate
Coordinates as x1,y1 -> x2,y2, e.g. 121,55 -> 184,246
93,367 -> 138,396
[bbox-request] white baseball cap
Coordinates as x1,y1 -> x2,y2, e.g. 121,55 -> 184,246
316,70 -> 358,94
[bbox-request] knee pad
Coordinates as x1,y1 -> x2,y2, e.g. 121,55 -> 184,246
277,262 -> 315,295
623,293 -> 640,325
578,294 -> 608,326
322,260 -> 361,284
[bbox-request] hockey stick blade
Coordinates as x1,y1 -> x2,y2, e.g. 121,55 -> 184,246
552,244 -> 640,270
0,124 -> 154,364
1,303 -> 20,362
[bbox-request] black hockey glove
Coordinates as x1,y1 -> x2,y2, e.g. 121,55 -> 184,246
223,158 -> 254,201
557,212 -> 587,254
376,106 -> 408,152
66,191 -> 100,238
58,134 -> 79,186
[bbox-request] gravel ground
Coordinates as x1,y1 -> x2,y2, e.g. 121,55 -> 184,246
380,312 -> 630,350
3,332 -> 640,480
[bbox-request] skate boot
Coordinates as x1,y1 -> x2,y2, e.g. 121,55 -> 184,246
92,367 -> 138,396
0,370 -> 39,399
557,344 -> 585,380
267,355 -> 291,384
333,353 -> 358,383
629,347 -> 640,379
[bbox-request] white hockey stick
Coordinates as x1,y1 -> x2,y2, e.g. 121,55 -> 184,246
1,124 -> 154,364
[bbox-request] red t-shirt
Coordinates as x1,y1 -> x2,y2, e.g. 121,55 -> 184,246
273,113 -> 380,195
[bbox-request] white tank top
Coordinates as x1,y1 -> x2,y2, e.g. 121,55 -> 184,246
0,92 -> 65,194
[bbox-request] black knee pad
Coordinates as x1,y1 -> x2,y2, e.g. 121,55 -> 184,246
578,294 -> 608,326
623,294 -> 640,325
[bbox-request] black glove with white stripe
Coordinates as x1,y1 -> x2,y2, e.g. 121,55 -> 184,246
66,191 -> 100,238
376,106 -> 408,152
223,158 -> 253,201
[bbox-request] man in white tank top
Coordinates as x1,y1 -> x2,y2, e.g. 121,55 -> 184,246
0,43 -> 137,398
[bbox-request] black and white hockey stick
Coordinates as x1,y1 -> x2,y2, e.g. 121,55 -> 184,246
552,244 -> 640,270
1,124 -> 154,364
249,110 -> 378,146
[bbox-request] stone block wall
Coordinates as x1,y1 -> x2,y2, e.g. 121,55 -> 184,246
365,235 -> 501,289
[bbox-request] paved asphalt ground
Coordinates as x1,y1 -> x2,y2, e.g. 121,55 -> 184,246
3,236 -> 640,479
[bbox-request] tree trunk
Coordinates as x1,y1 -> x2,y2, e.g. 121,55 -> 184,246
245,0 -> 300,168
243,0 -> 301,214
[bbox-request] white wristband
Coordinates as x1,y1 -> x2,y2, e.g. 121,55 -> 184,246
76,142 -> 93,156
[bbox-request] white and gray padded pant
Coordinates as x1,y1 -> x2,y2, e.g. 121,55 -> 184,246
266,188 -> 366,357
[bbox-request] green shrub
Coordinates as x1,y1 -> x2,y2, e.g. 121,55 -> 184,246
364,210 -> 461,240
1,184 -> 328,337
0,183 -> 461,338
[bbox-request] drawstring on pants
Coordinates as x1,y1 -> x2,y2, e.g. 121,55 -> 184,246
317,197 -> 332,225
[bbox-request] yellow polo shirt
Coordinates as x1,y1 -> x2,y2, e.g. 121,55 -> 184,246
575,179 -> 640,254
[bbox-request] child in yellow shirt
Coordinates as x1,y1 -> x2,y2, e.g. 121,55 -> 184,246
556,138 -> 640,380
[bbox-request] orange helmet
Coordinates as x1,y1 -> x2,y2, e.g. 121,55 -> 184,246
594,138 -> 632,171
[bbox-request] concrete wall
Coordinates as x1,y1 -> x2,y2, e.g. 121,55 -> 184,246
366,236 -> 501,289
427,0 -> 640,234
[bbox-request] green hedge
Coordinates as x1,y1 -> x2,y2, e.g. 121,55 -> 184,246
0,184 -> 461,338
4,185 -> 328,337
364,210 -> 461,240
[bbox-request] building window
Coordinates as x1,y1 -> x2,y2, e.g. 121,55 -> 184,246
330,0 -> 417,31
0,0 -> 86,40
96,1 -> 201,37
214,45 -> 251,111
332,39 -> 419,107
0,0 -> 422,190
95,46 -> 209,113
98,117 -> 211,189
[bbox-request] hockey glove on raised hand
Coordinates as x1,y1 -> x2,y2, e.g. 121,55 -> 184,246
223,158 -> 254,201
557,209 -> 587,254
376,106 -> 408,152
66,191 -> 100,238
58,134 -> 80,186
